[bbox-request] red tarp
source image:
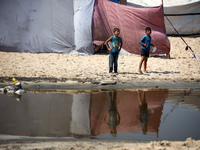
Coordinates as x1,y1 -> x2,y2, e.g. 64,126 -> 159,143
92,0 -> 170,55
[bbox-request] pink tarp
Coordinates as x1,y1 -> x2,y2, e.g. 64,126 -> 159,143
92,0 -> 170,55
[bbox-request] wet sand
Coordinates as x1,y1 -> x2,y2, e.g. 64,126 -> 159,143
0,137 -> 200,150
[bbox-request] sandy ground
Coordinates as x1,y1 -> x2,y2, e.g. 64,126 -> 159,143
0,36 -> 200,87
0,138 -> 200,150
0,36 -> 200,149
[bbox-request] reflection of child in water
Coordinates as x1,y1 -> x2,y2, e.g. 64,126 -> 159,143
137,90 -> 149,134
104,91 -> 120,137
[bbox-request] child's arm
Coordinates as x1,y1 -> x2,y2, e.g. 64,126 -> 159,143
139,36 -> 147,47
118,39 -> 123,53
117,112 -> 120,123
151,43 -> 154,47
105,37 -> 112,51
139,42 -> 147,47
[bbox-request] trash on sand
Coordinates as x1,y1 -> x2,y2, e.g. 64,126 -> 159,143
12,78 -> 19,83
0,78 -> 26,100
15,89 -> 26,95
190,52 -> 200,61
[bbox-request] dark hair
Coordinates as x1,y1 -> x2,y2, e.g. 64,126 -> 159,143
113,28 -> 120,33
145,27 -> 151,32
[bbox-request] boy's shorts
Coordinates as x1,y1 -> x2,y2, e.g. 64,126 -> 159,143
141,49 -> 149,57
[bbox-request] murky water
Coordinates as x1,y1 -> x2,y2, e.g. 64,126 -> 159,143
0,89 -> 199,141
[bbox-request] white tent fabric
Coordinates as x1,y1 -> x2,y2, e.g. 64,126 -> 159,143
73,0 -> 95,54
127,0 -> 200,35
164,0 -> 200,35
127,0 -> 198,6
0,0 -> 95,54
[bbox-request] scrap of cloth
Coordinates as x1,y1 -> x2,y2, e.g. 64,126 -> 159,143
109,0 -> 120,3
92,0 -> 170,55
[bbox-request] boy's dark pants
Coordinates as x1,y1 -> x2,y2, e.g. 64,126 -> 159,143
109,52 -> 119,73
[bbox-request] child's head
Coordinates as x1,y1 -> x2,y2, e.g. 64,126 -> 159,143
113,28 -> 120,36
110,127 -> 117,137
145,27 -> 152,36
142,124 -> 148,134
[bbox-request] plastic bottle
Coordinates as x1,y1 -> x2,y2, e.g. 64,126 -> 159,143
12,78 -> 19,83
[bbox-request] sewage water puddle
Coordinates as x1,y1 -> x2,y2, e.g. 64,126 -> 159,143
0,89 -> 199,141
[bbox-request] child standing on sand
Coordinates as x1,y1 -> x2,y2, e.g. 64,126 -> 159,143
138,27 -> 154,73
105,28 -> 123,75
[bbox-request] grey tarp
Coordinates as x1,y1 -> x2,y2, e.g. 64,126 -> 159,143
127,0 -> 200,35
164,0 -> 200,35
0,0 -> 95,54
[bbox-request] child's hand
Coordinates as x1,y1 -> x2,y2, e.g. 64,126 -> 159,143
108,48 -> 112,51
143,44 -> 147,47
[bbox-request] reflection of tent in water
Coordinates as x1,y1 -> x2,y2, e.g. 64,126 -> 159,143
90,90 -> 168,137
0,93 -> 74,137
0,92 -> 91,137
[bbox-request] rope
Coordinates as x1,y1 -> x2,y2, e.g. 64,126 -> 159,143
165,16 -> 195,56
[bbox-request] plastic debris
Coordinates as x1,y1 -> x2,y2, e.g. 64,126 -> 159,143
12,78 -> 19,83
0,78 -> 26,101
151,46 -> 157,53
191,52 -> 200,61
15,89 -> 26,95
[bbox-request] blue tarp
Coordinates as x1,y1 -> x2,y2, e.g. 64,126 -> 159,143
109,0 -> 120,3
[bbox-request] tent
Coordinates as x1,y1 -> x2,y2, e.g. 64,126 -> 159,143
0,0 -> 95,54
127,0 -> 200,35
164,0 -> 200,35
0,0 -> 171,55
93,0 -> 170,55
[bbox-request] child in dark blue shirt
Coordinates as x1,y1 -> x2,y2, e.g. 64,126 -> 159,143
138,27 -> 154,73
